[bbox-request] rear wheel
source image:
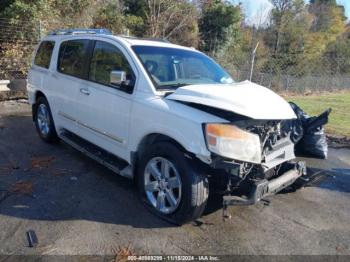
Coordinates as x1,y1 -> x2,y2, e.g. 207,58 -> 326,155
137,142 -> 209,225
34,96 -> 59,143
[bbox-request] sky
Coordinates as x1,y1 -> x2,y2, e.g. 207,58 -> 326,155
231,0 -> 350,26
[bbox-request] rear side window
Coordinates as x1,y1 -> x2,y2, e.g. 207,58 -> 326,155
58,39 -> 90,79
34,41 -> 55,69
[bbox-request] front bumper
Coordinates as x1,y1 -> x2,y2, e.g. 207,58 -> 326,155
223,161 -> 307,208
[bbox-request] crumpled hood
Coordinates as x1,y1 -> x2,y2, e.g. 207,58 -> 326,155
166,80 -> 296,120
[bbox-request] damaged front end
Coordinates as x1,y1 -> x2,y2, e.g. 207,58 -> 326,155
205,119 -> 307,217
165,82 -> 315,217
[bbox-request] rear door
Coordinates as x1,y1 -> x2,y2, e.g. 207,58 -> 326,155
74,39 -> 137,161
49,39 -> 92,134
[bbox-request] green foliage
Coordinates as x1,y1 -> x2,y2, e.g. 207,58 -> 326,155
92,0 -> 125,34
123,0 -> 148,36
310,0 -> 337,6
0,0 -> 49,23
199,0 -> 241,53
322,32 -> 350,75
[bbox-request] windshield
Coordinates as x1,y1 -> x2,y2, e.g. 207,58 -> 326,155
132,45 -> 234,90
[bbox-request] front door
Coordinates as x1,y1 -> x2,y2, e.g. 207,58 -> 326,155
75,40 -> 137,161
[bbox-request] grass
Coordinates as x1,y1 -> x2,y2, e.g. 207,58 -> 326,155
285,91 -> 350,137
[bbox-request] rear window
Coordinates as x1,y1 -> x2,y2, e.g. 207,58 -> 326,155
57,39 -> 90,79
34,41 -> 55,69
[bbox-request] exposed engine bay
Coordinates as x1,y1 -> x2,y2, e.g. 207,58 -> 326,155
183,101 -> 298,176
209,119 -> 301,193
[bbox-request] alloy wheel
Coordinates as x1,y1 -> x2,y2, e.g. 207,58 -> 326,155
144,157 -> 182,214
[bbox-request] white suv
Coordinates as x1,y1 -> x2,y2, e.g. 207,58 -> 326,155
27,29 -> 306,224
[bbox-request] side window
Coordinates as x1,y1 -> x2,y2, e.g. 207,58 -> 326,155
34,41 -> 55,69
89,41 -> 135,88
58,39 -> 90,79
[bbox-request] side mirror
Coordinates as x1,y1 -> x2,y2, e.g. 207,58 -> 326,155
110,70 -> 126,86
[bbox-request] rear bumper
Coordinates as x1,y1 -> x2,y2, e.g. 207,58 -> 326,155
223,161 -> 307,207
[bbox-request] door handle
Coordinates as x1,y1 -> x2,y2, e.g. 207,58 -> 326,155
80,88 -> 90,96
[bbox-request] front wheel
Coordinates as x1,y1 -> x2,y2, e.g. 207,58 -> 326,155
137,142 -> 209,225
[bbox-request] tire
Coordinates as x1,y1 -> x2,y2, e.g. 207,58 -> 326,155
137,142 -> 209,225
34,96 -> 59,143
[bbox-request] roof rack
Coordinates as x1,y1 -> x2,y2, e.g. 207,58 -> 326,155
48,28 -> 112,36
118,35 -> 170,43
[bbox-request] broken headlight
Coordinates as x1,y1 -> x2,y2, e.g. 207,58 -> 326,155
205,123 -> 262,163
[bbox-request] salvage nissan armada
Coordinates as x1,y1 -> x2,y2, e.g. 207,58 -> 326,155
27,29 -> 306,224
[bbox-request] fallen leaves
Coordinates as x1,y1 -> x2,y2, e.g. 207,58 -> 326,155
336,244 -> 348,253
111,243 -> 135,262
31,156 -> 55,169
51,168 -> 70,177
30,156 -> 71,177
9,180 -> 33,195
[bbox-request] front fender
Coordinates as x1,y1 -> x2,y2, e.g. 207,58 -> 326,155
128,96 -> 222,163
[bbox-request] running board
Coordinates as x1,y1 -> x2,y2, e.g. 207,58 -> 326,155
59,130 -> 133,179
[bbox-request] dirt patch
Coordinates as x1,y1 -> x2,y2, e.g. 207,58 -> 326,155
9,180 -> 33,195
31,156 -> 55,169
51,168 -> 70,177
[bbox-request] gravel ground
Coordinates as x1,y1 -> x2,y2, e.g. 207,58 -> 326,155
0,101 -> 349,256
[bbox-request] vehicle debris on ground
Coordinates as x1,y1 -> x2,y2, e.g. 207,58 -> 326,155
286,102 -> 332,159
26,230 -> 39,248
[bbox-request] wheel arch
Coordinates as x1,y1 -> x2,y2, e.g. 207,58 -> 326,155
32,90 -> 47,121
131,133 -> 193,176
134,133 -> 188,159
34,90 -> 47,102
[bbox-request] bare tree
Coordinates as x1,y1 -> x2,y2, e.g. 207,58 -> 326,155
145,0 -> 198,40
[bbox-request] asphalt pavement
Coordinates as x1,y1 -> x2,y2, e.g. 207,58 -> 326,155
0,100 -> 349,256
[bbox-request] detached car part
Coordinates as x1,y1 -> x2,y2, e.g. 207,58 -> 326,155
284,102 -> 332,159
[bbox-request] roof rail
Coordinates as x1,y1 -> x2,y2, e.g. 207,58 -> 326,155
118,35 -> 170,43
48,28 -> 112,36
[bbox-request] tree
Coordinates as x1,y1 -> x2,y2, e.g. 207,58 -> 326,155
268,0 -> 306,53
301,0 -> 347,73
260,0 -> 312,77
0,0 -> 53,24
309,0 -> 346,34
143,0 -> 199,46
322,25 -> 350,75
92,0 -> 125,34
122,0 -> 199,46
198,0 -> 241,53
123,0 -> 148,36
